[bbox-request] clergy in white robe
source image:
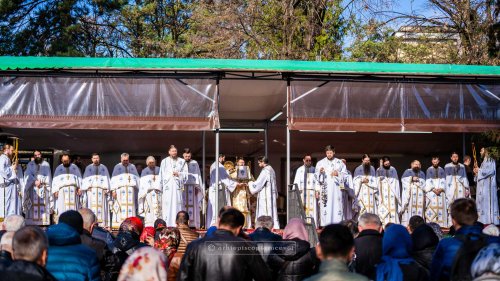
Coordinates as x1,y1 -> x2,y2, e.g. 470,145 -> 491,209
207,155 -> 238,227
376,157 -> 401,225
23,151 -> 52,226
0,145 -> 21,219
474,148 -> 499,225
293,155 -> 319,225
110,153 -> 140,229
248,156 -> 280,229
401,160 -> 427,226
159,145 -> 188,227
52,154 -> 82,217
445,152 -> 470,205
183,149 -> 205,228
82,153 -> 111,227
139,156 -> 162,227
425,157 -> 449,227
353,155 -> 378,218
315,145 -> 345,226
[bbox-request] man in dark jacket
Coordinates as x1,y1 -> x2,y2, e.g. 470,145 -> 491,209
430,198 -> 500,281
354,213 -> 383,280
46,210 -> 101,281
178,208 -> 271,281
250,215 -> 283,262
0,231 -> 14,269
3,226 -> 57,281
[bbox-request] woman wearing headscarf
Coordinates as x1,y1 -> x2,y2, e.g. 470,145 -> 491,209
411,224 -> 439,273
117,247 -> 168,281
140,226 -> 156,246
376,224 -> 428,281
154,226 -> 180,267
471,243 -> 500,281
268,218 -> 319,281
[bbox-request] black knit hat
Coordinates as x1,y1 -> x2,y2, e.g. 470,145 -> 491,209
59,210 -> 84,234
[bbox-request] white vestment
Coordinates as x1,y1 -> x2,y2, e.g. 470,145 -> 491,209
401,169 -> 426,226
315,157 -> 345,226
184,160 -> 204,228
110,163 -> 139,229
0,154 -> 22,219
139,166 -> 162,227
475,158 -> 499,225
52,164 -> 82,215
425,166 -> 449,227
82,164 -> 111,227
445,163 -> 469,204
353,165 -> 379,217
293,165 -> 319,224
23,160 -> 52,225
159,157 -> 188,227
249,165 -> 280,229
376,167 -> 401,225
207,162 -> 237,227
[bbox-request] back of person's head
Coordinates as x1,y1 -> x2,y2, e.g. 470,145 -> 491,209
450,198 -> 478,227
341,219 -> 359,237
119,217 -> 144,237
12,226 -> 48,266
283,218 -> 308,241
218,206 -> 233,219
117,247 -> 167,281
175,211 -> 189,226
382,224 -> 412,258
408,215 -> 425,232
2,215 -> 25,232
255,216 -> 274,230
358,213 -> 381,232
317,224 -> 354,261
426,222 -> 444,240
154,219 -> 166,231
78,208 -> 96,233
58,210 -> 84,234
0,231 -> 14,254
218,209 -> 245,233
471,243 -> 500,279
411,224 -> 439,251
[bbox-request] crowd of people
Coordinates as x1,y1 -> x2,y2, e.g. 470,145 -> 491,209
0,198 -> 498,281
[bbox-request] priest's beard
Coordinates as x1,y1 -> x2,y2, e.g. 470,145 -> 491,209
34,158 -> 43,164
412,167 -> 420,174
452,160 -> 459,165
432,164 -> 439,169
363,163 -> 371,175
63,162 -> 71,168
383,164 -> 390,170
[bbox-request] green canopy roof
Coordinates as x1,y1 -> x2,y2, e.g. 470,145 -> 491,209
0,56 -> 499,77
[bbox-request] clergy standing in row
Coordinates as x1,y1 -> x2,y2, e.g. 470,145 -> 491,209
425,156 -> 448,227
82,153 -> 111,227
293,154 -> 319,225
354,154 -> 378,217
159,145 -> 187,227
315,145 -> 345,226
0,145 -> 22,219
182,148 -> 204,228
401,160 -> 426,225
207,154 -> 238,226
376,156 -> 401,225
23,150 -> 52,226
445,152 -> 470,203
139,156 -> 161,227
52,153 -> 82,218
474,147 -> 499,225
248,156 -> 280,229
110,153 -> 140,229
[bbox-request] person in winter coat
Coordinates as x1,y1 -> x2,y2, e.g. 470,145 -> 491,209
268,218 -> 320,281
376,224 -> 428,281
411,224 -> 439,273
45,210 -> 101,281
354,213 -> 383,280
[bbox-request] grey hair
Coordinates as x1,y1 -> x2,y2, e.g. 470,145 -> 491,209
146,156 -> 156,164
256,216 -> 274,229
121,153 -> 129,159
0,231 -> 14,252
3,215 -> 25,232
358,213 -> 382,228
78,208 -> 97,231
13,226 -> 48,262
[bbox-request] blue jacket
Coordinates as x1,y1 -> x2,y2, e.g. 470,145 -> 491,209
430,225 -> 500,281
46,223 -> 101,281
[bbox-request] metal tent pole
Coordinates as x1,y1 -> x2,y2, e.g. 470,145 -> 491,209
202,131 -> 206,228
286,79 -> 291,223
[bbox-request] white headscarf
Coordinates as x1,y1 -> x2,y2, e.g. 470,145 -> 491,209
117,247 -> 167,281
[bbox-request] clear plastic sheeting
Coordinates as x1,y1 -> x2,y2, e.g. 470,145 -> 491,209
289,81 -> 500,132
0,77 -> 218,130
